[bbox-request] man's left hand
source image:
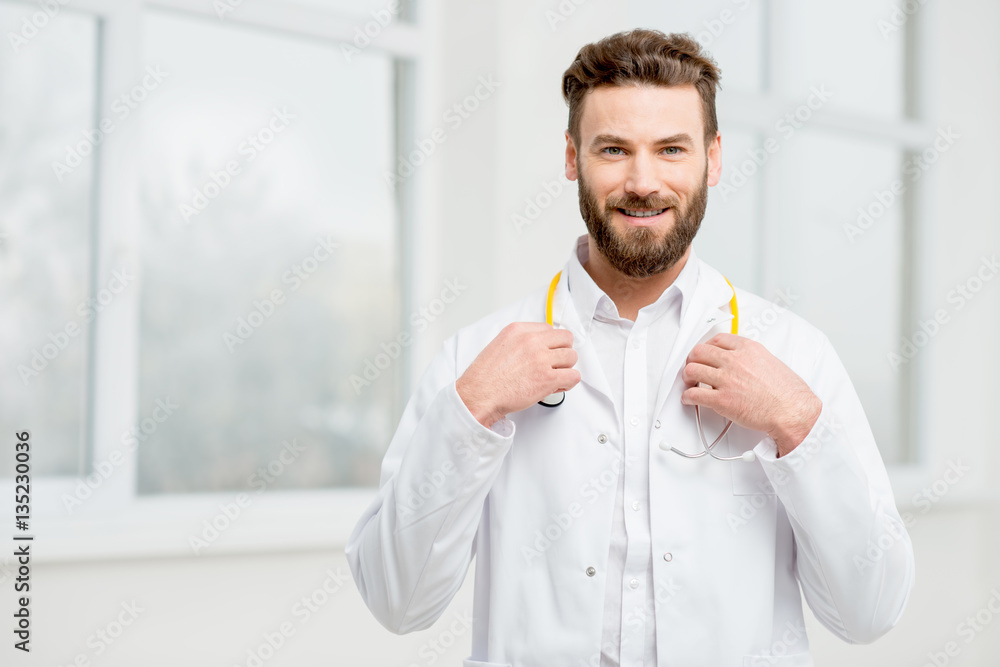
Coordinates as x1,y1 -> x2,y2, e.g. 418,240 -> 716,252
681,333 -> 822,457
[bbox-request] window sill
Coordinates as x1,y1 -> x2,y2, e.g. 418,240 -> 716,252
12,488 -> 377,564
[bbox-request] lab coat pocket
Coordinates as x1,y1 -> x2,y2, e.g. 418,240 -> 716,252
742,653 -> 813,667
462,659 -> 511,667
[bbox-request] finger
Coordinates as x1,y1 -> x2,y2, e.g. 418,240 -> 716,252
552,368 -> 581,392
543,327 -> 576,349
680,384 -> 716,407
549,347 -> 578,369
682,361 -> 724,388
687,342 -> 728,368
707,332 -> 741,350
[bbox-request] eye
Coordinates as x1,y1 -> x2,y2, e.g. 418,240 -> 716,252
602,147 -> 624,156
663,146 -> 682,155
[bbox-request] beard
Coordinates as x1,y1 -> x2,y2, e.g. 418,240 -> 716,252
577,160 -> 708,278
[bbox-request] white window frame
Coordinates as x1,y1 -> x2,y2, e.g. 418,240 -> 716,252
1,0 -> 432,562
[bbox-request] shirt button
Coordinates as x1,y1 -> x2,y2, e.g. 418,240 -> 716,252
597,434 -> 608,444
629,578 -> 639,589
631,500 -> 639,511
663,552 -> 673,562
654,420 -> 661,429
629,416 -> 638,427
586,567 -> 596,577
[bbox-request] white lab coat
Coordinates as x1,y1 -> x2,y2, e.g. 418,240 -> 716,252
346,252 -> 915,667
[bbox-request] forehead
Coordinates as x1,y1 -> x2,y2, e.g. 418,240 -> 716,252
577,83 -> 704,142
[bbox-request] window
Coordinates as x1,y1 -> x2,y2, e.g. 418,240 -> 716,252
1,0 -> 422,545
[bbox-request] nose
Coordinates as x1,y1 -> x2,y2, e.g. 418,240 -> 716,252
624,150 -> 660,198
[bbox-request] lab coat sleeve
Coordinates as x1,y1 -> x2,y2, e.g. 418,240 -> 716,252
345,334 -> 515,634
752,333 -> 915,644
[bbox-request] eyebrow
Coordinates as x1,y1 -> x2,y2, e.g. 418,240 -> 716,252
589,133 -> 696,149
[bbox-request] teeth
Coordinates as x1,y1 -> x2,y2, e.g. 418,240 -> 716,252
622,208 -> 666,218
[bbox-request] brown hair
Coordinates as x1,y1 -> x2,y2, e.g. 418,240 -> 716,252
561,29 -> 721,148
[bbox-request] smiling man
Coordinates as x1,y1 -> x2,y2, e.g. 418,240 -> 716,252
347,29 -> 914,667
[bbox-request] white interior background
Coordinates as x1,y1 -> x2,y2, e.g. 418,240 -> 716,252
0,0 -> 997,665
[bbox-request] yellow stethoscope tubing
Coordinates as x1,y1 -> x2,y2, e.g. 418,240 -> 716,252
542,271 -> 754,462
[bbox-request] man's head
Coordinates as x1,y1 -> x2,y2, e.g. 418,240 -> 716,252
561,29 -> 723,278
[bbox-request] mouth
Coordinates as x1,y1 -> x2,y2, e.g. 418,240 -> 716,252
616,207 -> 670,225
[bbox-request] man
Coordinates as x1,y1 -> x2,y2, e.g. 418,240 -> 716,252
347,29 -> 914,666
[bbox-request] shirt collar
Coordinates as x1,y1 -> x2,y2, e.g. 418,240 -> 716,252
564,233 -> 699,336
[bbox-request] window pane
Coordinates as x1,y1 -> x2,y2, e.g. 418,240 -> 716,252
137,10 -> 398,493
0,4 -> 97,477
629,0 -> 765,94
694,129 -> 763,292
773,0 -> 906,120
764,130 -> 905,463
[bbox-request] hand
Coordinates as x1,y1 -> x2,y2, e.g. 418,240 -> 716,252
680,333 -> 822,457
456,322 -> 581,428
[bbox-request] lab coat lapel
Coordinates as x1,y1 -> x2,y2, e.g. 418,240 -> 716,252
652,259 -> 737,421
549,265 -> 616,411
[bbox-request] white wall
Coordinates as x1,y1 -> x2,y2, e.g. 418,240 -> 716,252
9,1 -> 999,665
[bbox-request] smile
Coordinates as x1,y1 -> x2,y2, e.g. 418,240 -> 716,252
618,207 -> 669,218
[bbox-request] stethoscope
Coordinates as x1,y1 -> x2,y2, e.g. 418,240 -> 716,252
537,270 -> 756,463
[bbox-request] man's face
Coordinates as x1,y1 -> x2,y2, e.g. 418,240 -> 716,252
565,84 -> 722,278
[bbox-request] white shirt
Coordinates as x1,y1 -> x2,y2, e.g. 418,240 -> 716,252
564,234 -> 699,667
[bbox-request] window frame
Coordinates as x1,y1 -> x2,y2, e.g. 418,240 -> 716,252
0,0 -> 427,561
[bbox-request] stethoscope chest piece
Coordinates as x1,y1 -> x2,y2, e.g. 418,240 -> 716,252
538,391 -> 565,408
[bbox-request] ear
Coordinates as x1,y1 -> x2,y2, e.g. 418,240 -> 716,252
706,131 -> 722,187
564,130 -> 579,181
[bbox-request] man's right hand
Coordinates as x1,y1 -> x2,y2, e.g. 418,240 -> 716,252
455,322 -> 581,428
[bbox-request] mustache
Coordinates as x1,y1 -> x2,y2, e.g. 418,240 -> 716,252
605,194 -> 679,211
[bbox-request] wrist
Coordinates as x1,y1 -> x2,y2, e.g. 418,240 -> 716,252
769,394 -> 822,457
455,377 -> 503,429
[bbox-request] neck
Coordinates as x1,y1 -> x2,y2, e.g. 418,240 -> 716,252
582,236 -> 691,322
